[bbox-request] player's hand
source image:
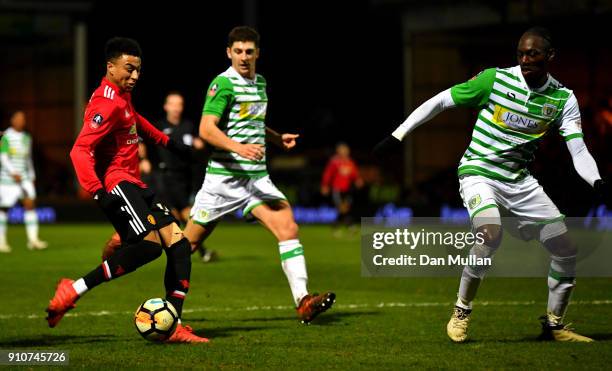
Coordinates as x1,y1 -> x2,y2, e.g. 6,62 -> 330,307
166,139 -> 193,162
11,174 -> 22,183
372,135 -> 401,158
94,189 -> 125,214
281,133 -> 299,151
139,158 -> 152,174
594,178 -> 611,207
236,143 -> 265,161
193,137 -> 205,151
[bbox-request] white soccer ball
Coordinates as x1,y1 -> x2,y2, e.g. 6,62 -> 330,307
134,298 -> 178,341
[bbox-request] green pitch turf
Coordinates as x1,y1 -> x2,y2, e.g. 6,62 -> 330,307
0,224 -> 611,369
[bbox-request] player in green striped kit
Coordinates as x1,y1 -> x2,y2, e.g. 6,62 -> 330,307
374,27 -> 609,342
184,26 -> 335,324
0,111 -> 48,252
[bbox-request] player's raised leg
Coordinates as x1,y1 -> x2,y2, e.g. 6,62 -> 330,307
46,229 -> 164,327
250,200 -> 335,324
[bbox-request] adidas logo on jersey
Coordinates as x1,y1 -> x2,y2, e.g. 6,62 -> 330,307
103,86 -> 115,100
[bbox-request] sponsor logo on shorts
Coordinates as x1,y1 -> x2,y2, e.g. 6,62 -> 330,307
147,214 -> 156,225
197,209 -> 209,220
468,194 -> 481,209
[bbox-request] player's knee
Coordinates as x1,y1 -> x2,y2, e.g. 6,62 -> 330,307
278,220 -> 299,241
541,223 -> 572,255
477,224 -> 502,249
22,199 -> 35,210
143,230 -> 161,244
546,239 -> 577,258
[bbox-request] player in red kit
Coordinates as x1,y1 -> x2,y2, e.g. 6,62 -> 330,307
45,37 -> 208,343
321,142 -> 363,234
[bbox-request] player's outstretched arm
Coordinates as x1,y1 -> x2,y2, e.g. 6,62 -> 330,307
200,114 -> 264,161
559,94 -> 610,206
373,88 -> 457,157
135,113 -> 168,146
136,113 -> 193,161
265,126 -> 299,150
566,138 -> 609,206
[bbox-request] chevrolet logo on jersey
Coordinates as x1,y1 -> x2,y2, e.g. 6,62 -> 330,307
492,105 -> 546,134
129,124 -> 137,135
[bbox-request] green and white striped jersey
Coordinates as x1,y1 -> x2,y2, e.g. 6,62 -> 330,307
450,65 -> 582,182
0,127 -> 34,184
203,66 -> 268,178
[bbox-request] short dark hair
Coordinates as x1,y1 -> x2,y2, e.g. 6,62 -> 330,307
105,37 -> 142,62
523,26 -> 553,50
166,90 -> 183,98
228,26 -> 260,48
165,91 -> 184,101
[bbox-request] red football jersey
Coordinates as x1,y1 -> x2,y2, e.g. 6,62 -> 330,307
70,77 -> 168,194
321,155 -> 361,193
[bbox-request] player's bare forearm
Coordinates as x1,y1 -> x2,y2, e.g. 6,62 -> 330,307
200,115 -> 264,161
200,115 -> 240,153
265,126 -> 299,151
265,126 -> 283,148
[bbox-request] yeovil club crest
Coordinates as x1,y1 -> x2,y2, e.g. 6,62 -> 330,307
468,194 -> 482,209
197,209 -> 209,221
542,103 -> 557,118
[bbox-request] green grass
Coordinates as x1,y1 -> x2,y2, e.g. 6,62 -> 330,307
0,224 -> 611,370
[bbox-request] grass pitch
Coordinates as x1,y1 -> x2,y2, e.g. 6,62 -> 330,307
0,224 -> 611,369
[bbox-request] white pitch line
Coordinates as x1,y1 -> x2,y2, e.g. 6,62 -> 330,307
1,300 -> 611,321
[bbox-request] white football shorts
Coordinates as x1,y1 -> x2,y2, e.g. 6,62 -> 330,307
0,180 -> 36,208
190,174 -> 286,225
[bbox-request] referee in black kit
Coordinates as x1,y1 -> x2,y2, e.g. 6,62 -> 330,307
154,91 -> 217,262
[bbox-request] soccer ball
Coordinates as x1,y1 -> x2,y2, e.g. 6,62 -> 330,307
134,298 -> 178,341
